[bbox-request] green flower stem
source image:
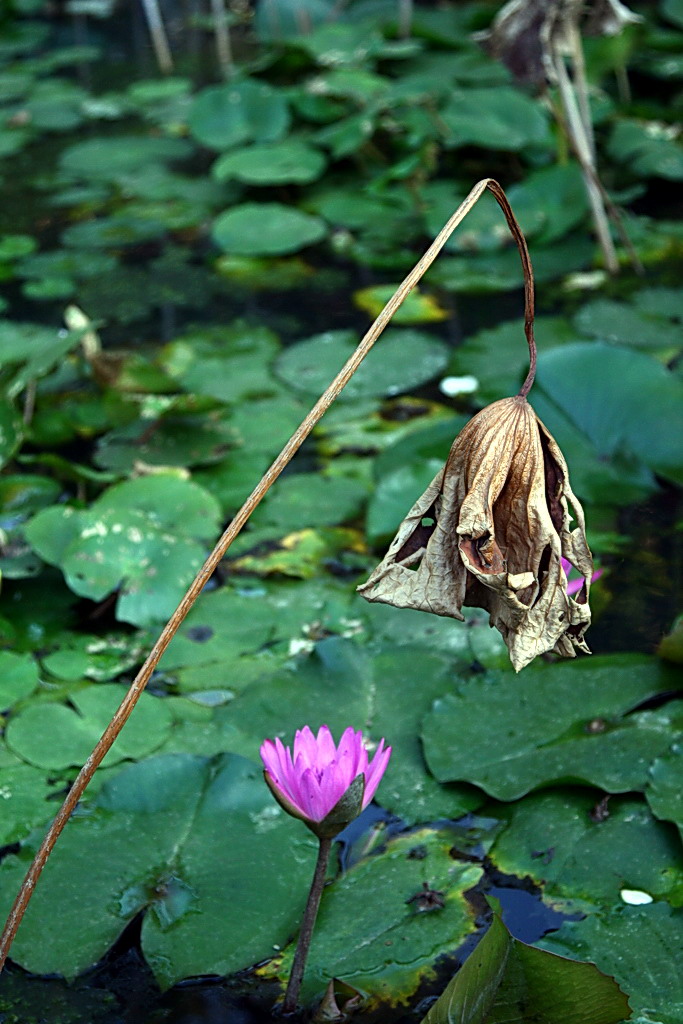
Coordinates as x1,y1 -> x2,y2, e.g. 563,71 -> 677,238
283,836 -> 332,1015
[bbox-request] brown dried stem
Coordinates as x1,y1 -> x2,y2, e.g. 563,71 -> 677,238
0,177 -> 535,970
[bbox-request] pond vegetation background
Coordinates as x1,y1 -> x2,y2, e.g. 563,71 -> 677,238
0,0 -> 681,1020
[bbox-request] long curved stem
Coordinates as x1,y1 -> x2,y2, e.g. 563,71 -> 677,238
0,177 -> 534,970
282,837 -> 332,1014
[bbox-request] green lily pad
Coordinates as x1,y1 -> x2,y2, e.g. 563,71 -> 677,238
247,471 -> 369,533
646,744 -> 683,839
0,762 -> 63,846
61,213 -> 167,249
94,416 -> 234,472
213,139 -> 326,185
634,286 -> 683,320
40,631 -> 146,683
155,579 -> 357,693
440,87 -> 551,152
58,136 -> 193,181
429,235 -> 595,293
489,790 -> 683,908
160,322 -> 281,405
0,321 -> 82,393
188,79 -> 290,150
421,907 -> 629,1024
0,650 -> 40,710
228,525 -> 363,578
353,285 -> 448,324
264,829 -> 483,1004
213,202 -> 327,256
574,299 -> 683,352
535,342 -> 683,487
446,316 -> 575,406
25,475 -> 222,626
275,328 -> 449,401
0,474 -> 63,579
423,656 -> 682,800
6,684 -> 172,770
608,119 -> 683,180
0,753 -> 317,986
540,904 -> 683,1024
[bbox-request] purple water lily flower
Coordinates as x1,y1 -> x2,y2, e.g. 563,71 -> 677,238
562,557 -> 602,597
260,725 -> 391,833
261,726 -> 392,1012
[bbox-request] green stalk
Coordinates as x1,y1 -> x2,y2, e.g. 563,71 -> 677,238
282,837 -> 332,1015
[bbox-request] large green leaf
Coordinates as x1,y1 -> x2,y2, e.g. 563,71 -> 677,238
421,909 -> 629,1024
646,744 -> 683,840
275,328 -> 449,401
574,299 -> 683,352
0,760 -> 62,846
540,904 -> 683,1024
213,203 -> 327,256
212,140 -> 326,185
0,754 -> 317,985
25,475 -> 222,626
58,136 -> 193,181
188,79 -> 290,149
155,579 -> 357,693
264,829 -> 483,1004
6,685 -> 172,770
440,87 -> 551,151
608,119 -> 683,180
535,342 -> 683,487
423,656 -> 682,800
445,317 -> 575,406
0,650 -> 39,709
489,790 -> 683,908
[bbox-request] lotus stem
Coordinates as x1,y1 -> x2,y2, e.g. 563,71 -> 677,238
282,837 -> 332,1014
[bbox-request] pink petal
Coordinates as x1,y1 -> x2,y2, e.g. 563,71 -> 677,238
316,725 -> 336,766
362,741 -> 392,809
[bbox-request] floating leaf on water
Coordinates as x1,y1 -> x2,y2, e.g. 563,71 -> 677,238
275,328 -> 449,401
0,753 -> 317,984
58,135 -> 194,181
535,342 -> 683,487
574,298 -> 683,352
540,903 -> 683,1023
420,905 -> 630,1024
0,650 -> 40,710
188,79 -> 290,150
6,684 -> 172,770
489,789 -> 683,908
353,284 -> 448,323
263,828 -> 482,1005
25,475 -> 222,626
440,86 -> 552,151
212,139 -> 326,185
213,202 -> 327,256
423,655 -> 682,799
646,744 -> 683,840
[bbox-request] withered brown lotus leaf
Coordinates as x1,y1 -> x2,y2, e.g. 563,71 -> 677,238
357,396 -> 595,672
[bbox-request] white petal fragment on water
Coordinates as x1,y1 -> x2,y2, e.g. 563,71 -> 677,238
620,888 -> 654,905
439,375 -> 479,397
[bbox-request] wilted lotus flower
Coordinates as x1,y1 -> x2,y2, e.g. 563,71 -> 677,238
261,725 -> 391,1014
358,395 -> 596,672
261,725 -> 391,839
